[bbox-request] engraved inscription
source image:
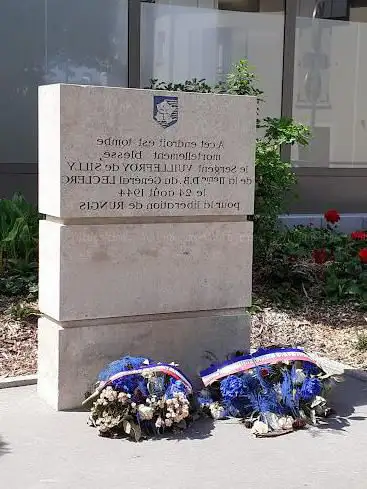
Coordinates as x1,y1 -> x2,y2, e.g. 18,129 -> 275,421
62,136 -> 253,215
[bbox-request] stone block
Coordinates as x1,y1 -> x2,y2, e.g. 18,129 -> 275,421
39,220 -> 253,321
37,312 -> 251,410
39,84 -> 256,218
37,84 -> 256,411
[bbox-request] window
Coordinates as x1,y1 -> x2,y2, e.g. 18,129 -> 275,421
298,0 -> 349,20
317,0 -> 349,20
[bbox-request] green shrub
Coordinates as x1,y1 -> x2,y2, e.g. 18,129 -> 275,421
0,193 -> 39,297
0,264 -> 38,299
262,220 -> 367,307
148,60 -> 310,260
7,301 -> 39,321
149,78 -> 214,93
0,193 -> 39,270
255,117 -> 309,257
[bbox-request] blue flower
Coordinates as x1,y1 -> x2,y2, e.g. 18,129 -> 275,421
299,377 -> 322,401
241,373 -> 260,392
228,397 -> 252,416
111,374 -> 142,394
247,391 -> 283,415
165,379 -> 187,399
280,370 -> 299,415
220,375 -> 246,401
98,356 -> 148,381
302,362 -> 320,376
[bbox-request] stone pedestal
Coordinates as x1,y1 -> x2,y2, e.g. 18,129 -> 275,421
38,312 -> 250,410
38,84 -> 256,409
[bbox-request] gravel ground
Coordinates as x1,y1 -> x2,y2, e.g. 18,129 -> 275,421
0,296 -> 38,378
0,295 -> 367,378
251,302 -> 367,369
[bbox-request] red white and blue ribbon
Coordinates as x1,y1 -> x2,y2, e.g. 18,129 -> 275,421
83,362 -> 193,406
101,362 -> 193,393
199,348 -> 317,387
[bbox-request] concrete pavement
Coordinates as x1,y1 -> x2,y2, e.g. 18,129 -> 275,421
1,377 -> 367,489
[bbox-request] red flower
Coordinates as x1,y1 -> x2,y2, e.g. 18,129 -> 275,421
312,248 -> 329,264
260,368 -> 269,378
324,209 -> 340,224
351,231 -> 367,241
358,248 -> 367,264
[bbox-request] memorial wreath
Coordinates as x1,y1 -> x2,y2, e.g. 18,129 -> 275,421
83,356 -> 194,441
197,347 -> 341,437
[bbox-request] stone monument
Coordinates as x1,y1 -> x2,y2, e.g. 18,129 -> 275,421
38,84 -> 256,409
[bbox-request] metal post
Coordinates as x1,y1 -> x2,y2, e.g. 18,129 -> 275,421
128,0 -> 141,88
281,0 -> 297,161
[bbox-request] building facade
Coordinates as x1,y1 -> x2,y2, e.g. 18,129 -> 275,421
1,0 -> 367,216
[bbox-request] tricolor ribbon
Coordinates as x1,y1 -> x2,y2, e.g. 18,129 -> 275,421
82,362 -> 193,406
199,348 -> 318,387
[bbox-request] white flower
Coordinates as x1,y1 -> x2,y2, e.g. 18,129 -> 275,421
251,421 -> 269,436
278,416 -> 294,430
117,392 -> 128,404
103,388 -> 117,402
138,404 -> 154,420
131,402 -> 136,408
155,417 -> 163,428
165,418 -> 173,428
209,402 -> 226,420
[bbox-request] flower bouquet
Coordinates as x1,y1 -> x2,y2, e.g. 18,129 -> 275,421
198,347 -> 341,437
83,356 -> 193,441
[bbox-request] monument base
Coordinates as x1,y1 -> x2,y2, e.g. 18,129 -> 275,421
37,311 -> 251,410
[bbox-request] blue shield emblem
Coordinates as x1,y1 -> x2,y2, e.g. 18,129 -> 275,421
153,95 -> 178,128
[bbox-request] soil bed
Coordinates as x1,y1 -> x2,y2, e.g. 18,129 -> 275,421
1,294 -> 366,378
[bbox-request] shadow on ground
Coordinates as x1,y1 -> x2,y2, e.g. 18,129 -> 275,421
89,417 -> 215,444
0,435 -> 10,457
310,375 -> 367,434
157,417 -> 215,442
